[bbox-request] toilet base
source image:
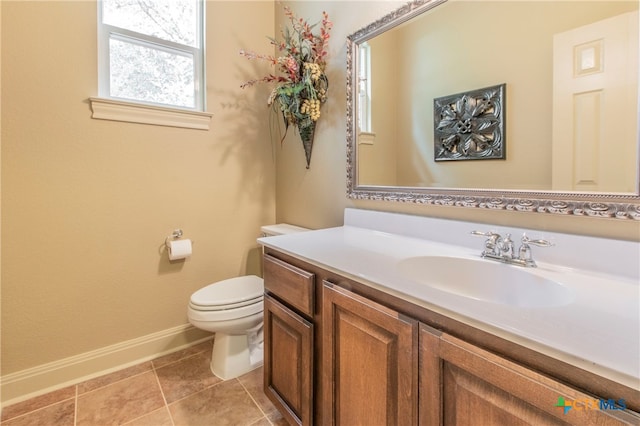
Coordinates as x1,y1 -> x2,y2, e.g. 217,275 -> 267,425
210,332 -> 263,380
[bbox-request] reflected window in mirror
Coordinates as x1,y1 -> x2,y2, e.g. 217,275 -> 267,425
358,42 -> 372,134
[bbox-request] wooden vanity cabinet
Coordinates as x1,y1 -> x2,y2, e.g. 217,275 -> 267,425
419,325 -> 639,426
262,249 -> 640,426
263,255 -> 315,426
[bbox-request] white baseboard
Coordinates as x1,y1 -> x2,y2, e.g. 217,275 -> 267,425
1,324 -> 212,407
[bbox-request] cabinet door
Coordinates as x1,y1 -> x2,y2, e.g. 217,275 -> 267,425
264,295 -> 314,426
419,325 -> 639,426
322,282 -> 418,426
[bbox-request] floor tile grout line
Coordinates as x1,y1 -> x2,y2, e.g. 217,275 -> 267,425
76,368 -> 153,398
75,364 -> 177,425
150,346 -> 211,372
231,378 -> 266,426
2,341 -> 215,425
120,406 -> 172,426
74,385 -> 78,426
237,377 -> 273,425
73,343 -> 213,402
162,376 -> 229,408
249,415 -> 274,426
151,363 -> 175,426
150,349 -> 220,413
0,395 -> 77,425
0,372 -> 274,426
2,366 -> 152,419
76,345 -> 209,399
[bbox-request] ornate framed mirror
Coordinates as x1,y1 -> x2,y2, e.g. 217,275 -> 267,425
346,0 -> 640,220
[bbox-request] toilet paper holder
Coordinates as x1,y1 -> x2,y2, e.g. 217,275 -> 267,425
165,229 -> 184,248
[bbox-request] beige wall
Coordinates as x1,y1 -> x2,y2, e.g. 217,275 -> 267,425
393,1 -> 637,190
275,1 -> 640,240
1,0 -> 275,380
358,32 -> 399,186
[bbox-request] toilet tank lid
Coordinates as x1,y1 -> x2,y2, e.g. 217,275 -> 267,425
261,223 -> 309,236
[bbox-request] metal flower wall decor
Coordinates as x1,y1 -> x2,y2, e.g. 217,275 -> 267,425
434,83 -> 506,161
240,7 -> 332,168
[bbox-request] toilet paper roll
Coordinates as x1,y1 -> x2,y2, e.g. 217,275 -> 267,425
168,239 -> 192,261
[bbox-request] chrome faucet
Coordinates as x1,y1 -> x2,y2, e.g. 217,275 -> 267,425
471,231 -> 553,267
500,233 -> 515,258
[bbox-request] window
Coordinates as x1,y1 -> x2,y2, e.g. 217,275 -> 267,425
358,42 -> 372,133
97,0 -> 205,111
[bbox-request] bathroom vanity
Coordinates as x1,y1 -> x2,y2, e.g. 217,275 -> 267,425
259,209 -> 640,426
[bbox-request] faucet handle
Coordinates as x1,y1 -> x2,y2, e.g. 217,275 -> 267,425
471,231 -> 502,257
471,230 -> 501,239
471,230 -> 502,246
521,233 -> 554,247
518,233 -> 553,267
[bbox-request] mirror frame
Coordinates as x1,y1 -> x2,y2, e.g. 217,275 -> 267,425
346,0 -> 640,220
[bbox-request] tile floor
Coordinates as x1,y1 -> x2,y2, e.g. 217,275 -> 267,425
1,339 -> 287,426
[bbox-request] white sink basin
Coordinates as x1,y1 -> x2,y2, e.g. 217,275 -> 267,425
396,256 -> 575,308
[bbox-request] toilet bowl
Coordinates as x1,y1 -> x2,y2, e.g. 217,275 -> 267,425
188,275 -> 264,380
187,223 -> 308,380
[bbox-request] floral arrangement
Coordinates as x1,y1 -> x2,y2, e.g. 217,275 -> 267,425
240,6 -> 332,168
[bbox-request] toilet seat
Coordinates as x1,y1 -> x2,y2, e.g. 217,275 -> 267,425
188,299 -> 263,322
189,275 -> 264,311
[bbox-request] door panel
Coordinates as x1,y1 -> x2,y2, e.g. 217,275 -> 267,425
264,295 -> 313,426
323,282 -> 418,426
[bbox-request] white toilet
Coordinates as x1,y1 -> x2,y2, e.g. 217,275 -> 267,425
187,224 -> 308,380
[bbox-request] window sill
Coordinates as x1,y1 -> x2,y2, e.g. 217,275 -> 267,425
89,97 -> 213,130
358,131 -> 376,145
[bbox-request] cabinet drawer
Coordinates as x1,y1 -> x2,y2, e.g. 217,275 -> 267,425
263,254 -> 315,317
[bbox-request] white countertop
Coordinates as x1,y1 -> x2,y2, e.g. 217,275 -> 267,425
259,211 -> 640,390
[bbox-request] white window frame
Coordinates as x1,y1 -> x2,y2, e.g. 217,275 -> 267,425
92,0 -> 211,129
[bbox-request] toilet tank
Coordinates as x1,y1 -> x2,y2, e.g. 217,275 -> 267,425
260,223 -> 309,237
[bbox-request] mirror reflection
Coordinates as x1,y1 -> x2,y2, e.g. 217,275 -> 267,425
355,0 -> 639,194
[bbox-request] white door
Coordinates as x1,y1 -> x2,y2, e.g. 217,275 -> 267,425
552,11 -> 638,193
